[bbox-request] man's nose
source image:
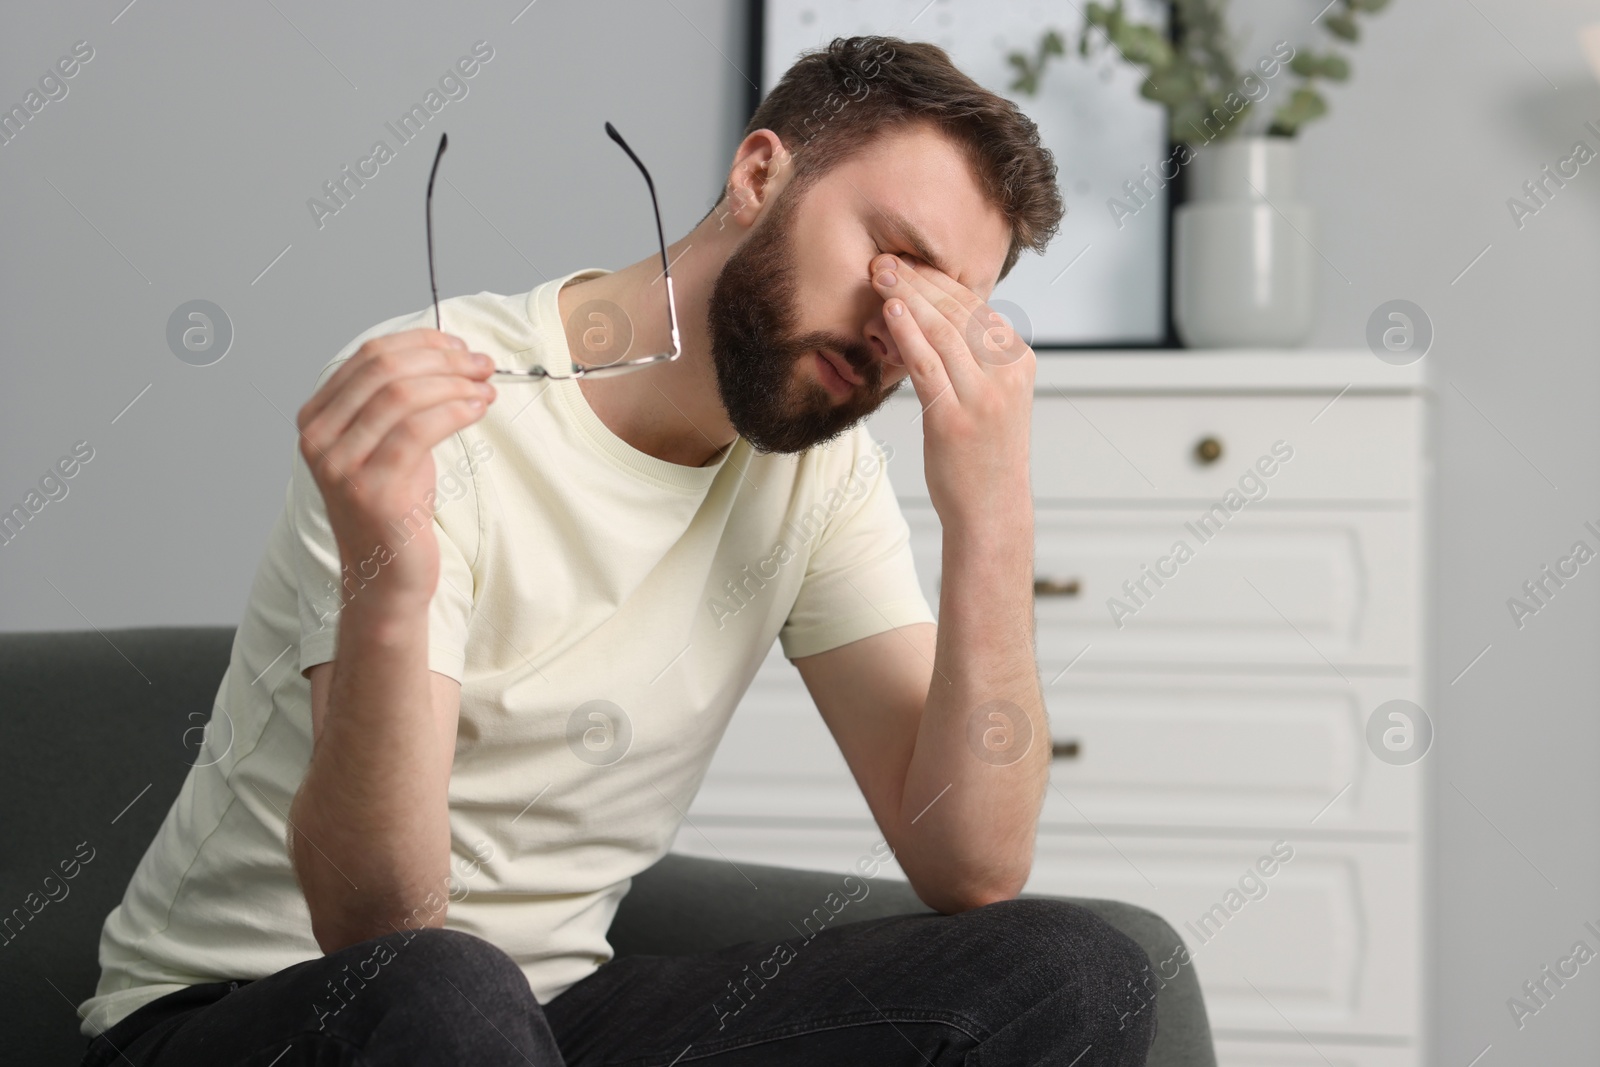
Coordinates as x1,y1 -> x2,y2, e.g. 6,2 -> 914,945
864,313 -> 902,368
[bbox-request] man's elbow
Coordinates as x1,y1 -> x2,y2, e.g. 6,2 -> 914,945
310,903 -> 448,956
916,869 -> 1030,914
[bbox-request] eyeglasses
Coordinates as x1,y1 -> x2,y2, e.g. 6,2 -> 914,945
424,123 -> 682,381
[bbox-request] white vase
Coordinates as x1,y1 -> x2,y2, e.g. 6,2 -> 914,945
1173,136 -> 1315,348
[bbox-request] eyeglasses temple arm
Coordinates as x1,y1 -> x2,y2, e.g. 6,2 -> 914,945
426,132 -> 449,332
604,122 -> 680,356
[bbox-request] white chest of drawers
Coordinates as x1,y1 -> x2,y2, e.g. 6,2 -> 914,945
678,352 -> 1432,1066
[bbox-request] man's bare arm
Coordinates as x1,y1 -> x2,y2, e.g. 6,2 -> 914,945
283,328 -> 496,954
798,613 -> 1046,914
795,252 -> 1050,913
290,645 -> 460,952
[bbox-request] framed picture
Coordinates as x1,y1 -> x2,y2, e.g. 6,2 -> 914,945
752,0 -> 1174,348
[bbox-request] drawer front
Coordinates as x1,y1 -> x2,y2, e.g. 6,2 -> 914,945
1213,1041 -> 1417,1067
694,655 -> 1427,833
665,829 -> 1419,1040
1040,673 -> 1426,832
1024,835 -> 1420,1040
904,506 -> 1420,670
867,393 -> 1421,503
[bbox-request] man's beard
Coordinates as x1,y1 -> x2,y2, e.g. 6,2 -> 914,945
705,189 -> 893,454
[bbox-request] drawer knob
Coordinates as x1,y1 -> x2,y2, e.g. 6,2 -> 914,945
1052,739 -> 1081,760
1194,436 -> 1224,464
1033,577 -> 1081,598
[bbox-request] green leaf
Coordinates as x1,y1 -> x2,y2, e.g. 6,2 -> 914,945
1145,63 -> 1199,104
1290,51 -> 1353,80
1289,52 -> 1319,76
1272,86 -> 1328,135
1005,53 -> 1035,95
1140,79 -> 1178,106
1006,28 -> 1073,97
1349,0 -> 1390,11
1323,13 -> 1360,41
1121,26 -> 1173,67
1079,2 -> 1119,57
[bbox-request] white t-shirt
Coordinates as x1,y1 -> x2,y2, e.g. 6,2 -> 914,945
78,268 -> 936,1038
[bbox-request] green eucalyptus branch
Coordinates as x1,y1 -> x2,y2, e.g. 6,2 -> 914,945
1268,0 -> 1388,134
1005,0 -> 1391,142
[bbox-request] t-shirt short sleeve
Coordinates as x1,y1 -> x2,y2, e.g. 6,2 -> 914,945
291,360 -> 478,683
778,432 -> 936,660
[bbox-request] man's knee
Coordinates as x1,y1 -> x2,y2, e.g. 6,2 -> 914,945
393,927 -> 524,975
312,927 -> 557,1063
960,898 -> 1150,970
958,898 -> 1159,1042
313,927 -> 533,1029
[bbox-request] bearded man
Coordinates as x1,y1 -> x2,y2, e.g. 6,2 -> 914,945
77,35 -> 1157,1067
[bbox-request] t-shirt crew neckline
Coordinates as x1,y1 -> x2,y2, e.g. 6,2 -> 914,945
530,267 -> 732,494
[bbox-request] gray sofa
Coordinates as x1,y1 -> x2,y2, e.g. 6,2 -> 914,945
0,627 -> 1216,1065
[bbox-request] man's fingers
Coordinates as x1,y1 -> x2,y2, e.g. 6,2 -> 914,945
301,345 -> 493,454
300,330 -> 483,429
891,256 -> 985,317
297,329 -> 476,428
878,295 -> 954,414
365,396 -> 493,481
322,374 -> 494,475
872,261 -> 980,398
871,256 -> 1026,369
899,263 -> 1023,364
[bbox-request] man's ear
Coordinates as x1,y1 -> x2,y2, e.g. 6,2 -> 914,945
722,129 -> 792,229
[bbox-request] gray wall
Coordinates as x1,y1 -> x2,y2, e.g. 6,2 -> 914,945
4,0 -> 1598,1060
1297,1 -> 1600,1061
0,0 -> 750,631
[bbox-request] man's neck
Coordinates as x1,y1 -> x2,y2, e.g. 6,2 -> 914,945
560,223 -> 739,469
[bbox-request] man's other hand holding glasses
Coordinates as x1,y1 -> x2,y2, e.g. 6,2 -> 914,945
295,121 -> 677,610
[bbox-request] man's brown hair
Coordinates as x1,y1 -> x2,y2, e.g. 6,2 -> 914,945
712,35 -> 1065,282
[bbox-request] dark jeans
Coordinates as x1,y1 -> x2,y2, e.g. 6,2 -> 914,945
80,898 -> 1158,1066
